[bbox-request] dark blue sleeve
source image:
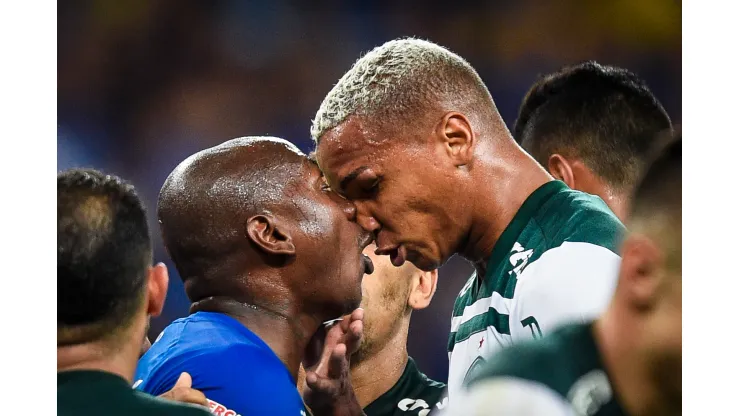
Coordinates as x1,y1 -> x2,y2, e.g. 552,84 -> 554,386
146,344 -> 306,416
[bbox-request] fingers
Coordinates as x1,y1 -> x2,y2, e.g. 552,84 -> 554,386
305,370 -> 340,398
339,308 -> 363,332
351,308 -> 364,322
173,372 -> 193,388
170,388 -> 208,407
158,373 -> 208,407
327,343 -> 348,379
346,312 -> 363,355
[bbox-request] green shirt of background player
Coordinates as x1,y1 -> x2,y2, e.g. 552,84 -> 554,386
353,244 -> 447,416
450,135 -> 682,416
57,169 -> 210,416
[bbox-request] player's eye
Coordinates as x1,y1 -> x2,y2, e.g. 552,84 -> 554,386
362,178 -> 380,197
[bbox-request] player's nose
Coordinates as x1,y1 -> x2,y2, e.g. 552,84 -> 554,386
353,202 -> 381,234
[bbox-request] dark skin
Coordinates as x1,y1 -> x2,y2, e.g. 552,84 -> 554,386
158,138 -> 373,414
316,111 -> 553,276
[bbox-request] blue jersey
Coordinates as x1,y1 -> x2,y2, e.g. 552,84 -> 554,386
135,311 -> 308,416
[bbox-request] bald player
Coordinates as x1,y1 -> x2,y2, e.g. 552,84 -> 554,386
450,134 -> 682,416
135,137 -> 372,416
351,244 -> 446,416
311,38 -> 625,401
513,61 -> 673,221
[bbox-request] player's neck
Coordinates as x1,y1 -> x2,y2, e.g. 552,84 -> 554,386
191,296 -> 320,381
606,193 -> 629,224
350,319 -> 410,408
595,312 -> 677,416
57,338 -> 139,383
461,148 -> 551,272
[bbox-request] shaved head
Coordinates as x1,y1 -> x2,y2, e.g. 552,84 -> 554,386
158,136 -> 371,319
158,137 -> 307,298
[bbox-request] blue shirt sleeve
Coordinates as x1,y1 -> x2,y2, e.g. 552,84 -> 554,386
138,344 -> 306,416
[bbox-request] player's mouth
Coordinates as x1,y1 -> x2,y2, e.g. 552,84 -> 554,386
362,254 -> 374,274
376,244 -> 406,267
359,231 -> 374,274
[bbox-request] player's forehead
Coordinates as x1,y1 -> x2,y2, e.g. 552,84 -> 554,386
316,118 -> 393,191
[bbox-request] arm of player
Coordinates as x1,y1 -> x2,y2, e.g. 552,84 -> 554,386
154,345 -> 306,416
440,378 -> 574,416
510,242 -> 620,339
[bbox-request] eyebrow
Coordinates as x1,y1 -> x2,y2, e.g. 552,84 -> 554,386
339,166 -> 370,192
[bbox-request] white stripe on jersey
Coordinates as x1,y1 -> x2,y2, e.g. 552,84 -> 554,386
450,292 -> 513,333
447,242 -> 620,403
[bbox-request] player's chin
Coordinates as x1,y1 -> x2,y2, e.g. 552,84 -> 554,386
340,273 -> 364,314
407,249 -> 441,272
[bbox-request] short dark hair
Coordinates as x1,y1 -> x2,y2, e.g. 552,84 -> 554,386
631,131 -> 682,222
58,168 -> 151,346
513,61 -> 672,191
630,131 -> 682,267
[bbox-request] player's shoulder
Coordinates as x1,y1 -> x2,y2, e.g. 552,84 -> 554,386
407,357 -> 447,393
131,390 -> 212,416
150,311 -> 274,356
537,184 -> 625,255
136,312 -> 288,394
469,323 -> 594,398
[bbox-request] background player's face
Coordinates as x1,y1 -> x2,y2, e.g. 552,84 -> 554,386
353,243 -> 417,362
316,117 -> 468,272
620,229 -> 681,398
651,238 -> 682,397
286,159 -> 374,317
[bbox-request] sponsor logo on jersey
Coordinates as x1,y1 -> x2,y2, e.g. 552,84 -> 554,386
508,242 -> 534,278
397,398 -> 434,416
207,399 -> 242,416
567,370 -> 612,416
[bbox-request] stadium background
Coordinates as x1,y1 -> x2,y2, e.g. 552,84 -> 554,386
57,0 -> 681,382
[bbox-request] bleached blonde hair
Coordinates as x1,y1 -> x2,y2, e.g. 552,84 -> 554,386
310,38 -> 496,144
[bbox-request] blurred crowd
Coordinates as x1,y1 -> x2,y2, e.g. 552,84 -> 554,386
57,0 -> 681,382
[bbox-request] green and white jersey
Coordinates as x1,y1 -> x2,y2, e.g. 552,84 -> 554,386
447,181 -> 624,402
446,322 -> 628,416
363,357 -> 447,416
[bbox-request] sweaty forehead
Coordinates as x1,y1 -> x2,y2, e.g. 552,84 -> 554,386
315,117 -> 388,187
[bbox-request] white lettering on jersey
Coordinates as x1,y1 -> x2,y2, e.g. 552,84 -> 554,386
508,242 -> 534,278
207,399 -> 242,416
566,370 -> 612,416
435,397 -> 448,410
398,398 -> 431,415
132,379 -> 143,389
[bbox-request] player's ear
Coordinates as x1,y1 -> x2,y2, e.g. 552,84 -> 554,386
547,154 -> 575,188
619,234 -> 664,311
436,112 -> 476,167
146,262 -> 169,317
246,213 -> 296,256
408,269 -> 439,311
